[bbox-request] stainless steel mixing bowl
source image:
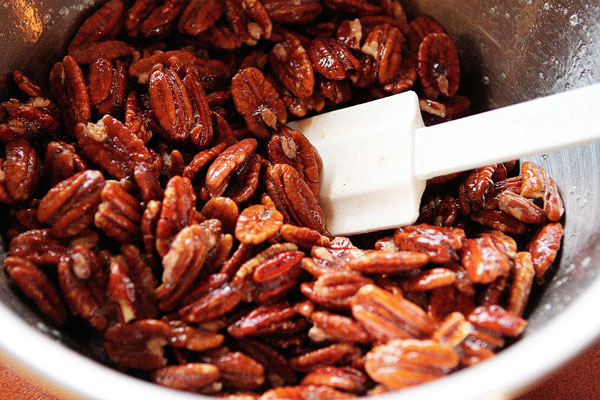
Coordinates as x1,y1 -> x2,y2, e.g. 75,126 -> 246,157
0,0 -> 599,399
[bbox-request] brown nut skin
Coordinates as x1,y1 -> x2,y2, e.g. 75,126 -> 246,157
231,67 -> 287,138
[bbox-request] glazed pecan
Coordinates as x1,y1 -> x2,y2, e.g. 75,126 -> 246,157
302,271 -> 373,310
526,222 -> 563,278
309,38 -> 360,80
507,252 -> 535,316
3,138 -> 41,202
152,363 -> 220,390
266,163 -> 327,234
460,235 -> 512,284
88,58 -> 128,117
179,281 -> 241,322
361,23 -> 403,85
470,210 -> 527,235
347,250 -> 429,274
183,67 -> 213,149
235,204 -> 284,244
337,18 -> 363,50
201,197 -> 239,233
309,311 -> 371,344
128,50 -> 196,84
270,33 -> 315,99
394,224 -> 465,264
280,224 -> 330,248
43,141 -> 87,186
94,181 -> 142,243
404,268 -> 457,292
351,284 -> 435,342
196,24 -> 243,50
49,56 -> 91,130
5,256 -> 67,324
0,99 -> 60,143
468,305 -> 527,337
301,366 -> 367,393
432,312 -> 473,348
137,0 -> 185,40
520,161 -> 564,222
69,40 -> 135,65
104,319 -> 171,370
406,15 -> 445,52
237,339 -> 297,387
319,78 -> 353,104
224,0 -> 273,45
365,339 -> 459,389
68,0 -> 124,50
155,176 -> 199,257
228,302 -> 298,338
178,0 -> 223,35
37,170 -> 105,238
231,67 -> 287,138
205,138 -> 257,197
156,224 -> 209,310
323,0 -> 382,15
289,343 -> 362,372
418,192 -> 459,227
8,229 -> 66,265
58,248 -> 107,330
498,190 -> 546,224
264,0 -> 322,23
200,348 -> 266,390
418,33 -> 460,98
267,126 -> 322,198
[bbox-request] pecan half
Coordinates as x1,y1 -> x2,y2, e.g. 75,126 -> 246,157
346,250 -> 430,274
302,271 -> 372,310
152,363 -> 220,390
68,0 -> 124,50
94,181 -> 142,243
460,235 -> 512,284
264,0 -> 322,24
309,38 -> 360,80
178,0 -> 223,35
520,161 -> 564,222
309,311 -> 371,344
231,67 -> 287,138
507,252 -> 535,316
37,170 -> 105,238
205,138 -> 257,197
4,138 -> 41,202
394,224 -> 465,264
361,23 -> 403,85
289,343 -> 362,372
88,58 -> 128,117
224,0 -> 273,45
235,204 -> 284,245
418,33 -> 460,98
49,56 -> 91,130
43,141 -> 87,186
200,348 -> 266,390
526,222 -> 563,278
270,33 -> 315,98
8,229 -> 66,265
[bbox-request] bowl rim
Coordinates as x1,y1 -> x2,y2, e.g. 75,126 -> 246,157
1,268 -> 599,400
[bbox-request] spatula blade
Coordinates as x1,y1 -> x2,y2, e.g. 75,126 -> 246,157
289,91 -> 426,236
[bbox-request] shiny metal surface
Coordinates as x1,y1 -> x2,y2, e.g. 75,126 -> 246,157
0,0 -> 599,399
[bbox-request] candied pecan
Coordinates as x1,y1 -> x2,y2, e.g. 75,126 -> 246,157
58,252 -> 107,330
183,142 -> 227,181
155,176 -> 198,256
361,23 -> 403,85
419,94 -> 471,118
179,282 -> 241,322
75,115 -> 153,180
138,0 -> 185,39
201,348 -> 266,390
235,204 -> 284,245
432,312 -> 473,348
262,385 -> 355,399
404,268 -> 457,292
463,165 -> 497,208
205,138 -> 257,197
224,0 -> 273,45
394,224 -> 465,264
13,70 -> 43,97
508,252 -> 535,316
471,210 -> 527,235
124,0 -> 158,38
483,230 -> 518,260
418,33 -> 460,98
337,18 -> 363,51
266,163 -> 327,234
68,0 -> 124,50
3,138 -> 41,202
406,15 -> 445,52
183,67 -> 213,149
152,363 -> 220,390
94,181 -> 141,243
520,161 -> 564,222
418,192 -> 459,227
347,250 -> 429,274
5,256 -> 67,324
264,0 -> 322,24
168,320 -> 224,351
0,99 -> 60,143
201,197 -> 239,233
8,229 -> 66,265
482,175 -> 523,210
267,126 -> 321,198
351,284 -> 434,342
462,235 -> 513,284
301,366 -> 366,394
37,170 -> 105,238
228,302 -> 298,338
468,305 -> 527,337
237,339 -> 297,387
196,24 -> 243,50
156,224 -> 209,310
365,339 -> 459,389
43,141 -> 86,186
49,56 -> 91,129
309,311 -> 371,344
128,50 -> 196,84
178,0 -> 223,35
309,38 -> 360,81
319,78 -> 352,104
104,319 -> 171,370
497,190 -> 546,224
289,343 -> 362,373
231,67 -> 287,138
527,222 -> 563,278
302,271 -> 372,310
323,0 -> 382,15
280,224 -> 330,248
88,58 -> 127,117
250,249 -> 304,303
69,40 -> 135,65
270,33 -> 315,99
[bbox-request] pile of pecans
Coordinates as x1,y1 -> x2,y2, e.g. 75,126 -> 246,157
0,0 -> 564,398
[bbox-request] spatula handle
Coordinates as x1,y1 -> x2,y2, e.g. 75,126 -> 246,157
414,83 -> 600,180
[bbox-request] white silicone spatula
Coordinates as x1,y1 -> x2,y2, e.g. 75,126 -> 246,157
288,83 -> 600,236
